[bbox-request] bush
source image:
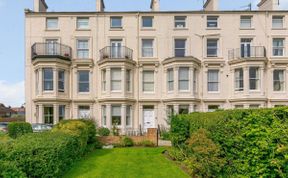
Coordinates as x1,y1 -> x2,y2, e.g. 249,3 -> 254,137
137,140 -> 155,147
98,127 -> 110,136
5,132 -> 84,178
7,122 -> 32,139
170,107 -> 288,177
121,137 -> 134,147
77,119 -> 97,144
0,161 -> 26,178
160,129 -> 171,140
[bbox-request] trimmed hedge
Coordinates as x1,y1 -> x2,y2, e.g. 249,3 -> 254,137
170,107 -> 288,177
7,122 -> 33,139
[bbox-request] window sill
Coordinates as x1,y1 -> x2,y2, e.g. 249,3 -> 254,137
110,28 -> 124,31
143,92 -> 155,94
78,92 -> 90,94
272,28 -> 286,30
141,28 -> 156,31
272,91 -> 286,93
43,91 -> 54,93
179,90 -> 190,93
204,56 -> 223,59
173,28 -> 188,31
76,29 -> 91,31
140,57 -> 157,59
207,91 -> 220,94
206,28 -> 221,30
270,56 -> 287,59
248,90 -> 261,93
111,91 -> 122,93
239,28 -> 255,30
45,29 -> 60,32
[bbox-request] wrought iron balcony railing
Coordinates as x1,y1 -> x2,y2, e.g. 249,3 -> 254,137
100,46 -> 133,60
228,46 -> 266,60
32,43 -> 72,61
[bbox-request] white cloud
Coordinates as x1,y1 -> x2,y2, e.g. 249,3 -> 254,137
0,81 -> 24,107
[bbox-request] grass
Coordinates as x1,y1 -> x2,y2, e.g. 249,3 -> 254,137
64,147 -> 189,178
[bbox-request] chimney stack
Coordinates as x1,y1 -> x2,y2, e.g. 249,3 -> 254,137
150,0 -> 160,11
258,0 -> 279,11
203,0 -> 218,11
34,0 -> 48,12
97,0 -> 105,12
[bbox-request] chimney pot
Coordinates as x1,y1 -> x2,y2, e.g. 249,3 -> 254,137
150,0 -> 160,11
203,0 -> 218,11
34,0 -> 48,12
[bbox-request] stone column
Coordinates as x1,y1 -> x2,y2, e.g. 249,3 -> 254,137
39,68 -> 43,95
53,104 -> 59,125
244,67 -> 249,96
39,104 -> 44,123
190,67 -> 194,96
173,104 -> 179,114
53,68 -> 57,96
189,104 -> 194,113
65,104 -> 70,119
121,104 -> 127,133
121,67 -> 126,96
106,104 -> 112,129
174,67 -> 179,96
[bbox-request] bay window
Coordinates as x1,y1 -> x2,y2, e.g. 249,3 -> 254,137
235,68 -> 244,91
78,106 -> 90,119
178,67 -> 189,91
249,67 -> 260,90
43,68 -> 53,91
58,70 -> 65,92
167,68 -> 174,91
44,106 -> 53,124
112,105 -> 121,125
111,68 -> 121,91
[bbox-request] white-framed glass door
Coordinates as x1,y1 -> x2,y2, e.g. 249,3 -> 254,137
46,39 -> 58,55
240,38 -> 252,58
110,40 -> 122,58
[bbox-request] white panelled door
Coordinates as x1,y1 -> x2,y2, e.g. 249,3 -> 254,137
143,108 -> 156,131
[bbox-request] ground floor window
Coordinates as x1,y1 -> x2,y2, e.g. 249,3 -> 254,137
78,106 -> 90,119
112,105 -> 121,125
126,105 -> 132,127
208,105 -> 219,112
59,105 -> 65,121
249,104 -> 260,109
101,105 -> 107,126
179,105 -> 189,114
44,106 -> 53,124
166,105 -> 174,117
234,105 -> 244,109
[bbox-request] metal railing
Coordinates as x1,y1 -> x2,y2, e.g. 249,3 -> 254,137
32,43 -> 72,60
100,46 -> 133,60
228,46 -> 266,60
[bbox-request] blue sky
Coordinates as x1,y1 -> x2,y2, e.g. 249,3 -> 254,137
0,0 -> 287,106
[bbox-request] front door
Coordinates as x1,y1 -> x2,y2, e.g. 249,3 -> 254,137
241,38 -> 252,58
143,106 -> 155,131
46,39 -> 58,55
110,40 -> 122,58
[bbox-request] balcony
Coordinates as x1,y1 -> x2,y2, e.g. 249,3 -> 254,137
100,46 -> 133,60
32,43 -> 72,61
228,46 -> 266,61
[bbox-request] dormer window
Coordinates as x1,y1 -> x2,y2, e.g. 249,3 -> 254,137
174,16 -> 186,28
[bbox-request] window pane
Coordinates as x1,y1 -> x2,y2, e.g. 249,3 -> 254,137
235,68 -> 244,91
58,70 -> 65,92
273,38 -> 284,56
46,18 -> 58,29
167,69 -> 174,91
112,106 -> 121,125
175,16 -> 186,28
207,39 -> 218,57
44,106 -> 54,124
240,16 -> 252,28
78,71 -> 89,92
207,16 -> 218,28
208,105 -> 219,112
249,67 -> 259,90
59,105 -> 65,121
126,105 -> 131,126
77,40 -> 89,58
272,16 -> 283,28
208,70 -> 219,92
179,105 -> 189,114
43,68 -> 53,91
111,68 -> 121,91
273,70 -> 285,91
78,106 -> 90,118
77,18 -> 89,29
142,17 -> 153,27
102,106 -> 107,126
175,39 -> 186,57
111,17 -> 122,28
142,39 -> 153,57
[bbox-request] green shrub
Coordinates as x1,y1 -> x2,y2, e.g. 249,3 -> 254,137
98,127 -> 110,136
170,115 -> 190,146
77,119 -> 97,144
0,161 -> 26,178
160,129 -> 171,140
5,132 -> 84,178
7,122 -> 32,139
121,137 -> 134,147
167,147 -> 186,161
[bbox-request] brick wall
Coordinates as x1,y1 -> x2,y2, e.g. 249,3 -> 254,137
98,128 -> 158,146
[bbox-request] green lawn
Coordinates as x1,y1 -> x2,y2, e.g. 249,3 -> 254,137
64,147 -> 189,178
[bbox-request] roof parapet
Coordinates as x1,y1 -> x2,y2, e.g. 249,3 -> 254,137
97,0 -> 105,12
257,0 -> 279,11
203,0 -> 218,11
34,0 -> 48,12
150,0 -> 160,11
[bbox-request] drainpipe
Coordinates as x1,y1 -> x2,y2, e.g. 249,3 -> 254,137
136,12 -> 140,130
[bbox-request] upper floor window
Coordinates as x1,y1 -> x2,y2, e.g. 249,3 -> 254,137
273,38 -> 285,56
78,71 -> 90,93
77,39 -> 89,59
111,17 -> 122,28
142,39 -> 154,57
142,16 -> 153,28
272,16 -> 284,29
174,16 -> 186,28
101,69 -> 106,91
240,16 -> 252,28
111,68 -> 121,91
179,67 -> 189,91
249,67 -> 260,90
207,39 -> 218,57
77,17 -> 89,29
235,68 -> 244,91
167,68 -> 174,91
78,106 -> 90,118
143,71 -> 154,92
126,69 -> 131,92
43,68 -> 53,91
207,16 -> 218,28
207,69 -> 219,92
46,18 -> 58,30
273,70 -> 285,91
58,70 -> 65,92
174,39 -> 186,57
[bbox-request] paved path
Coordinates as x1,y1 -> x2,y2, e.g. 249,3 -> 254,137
158,139 -> 172,147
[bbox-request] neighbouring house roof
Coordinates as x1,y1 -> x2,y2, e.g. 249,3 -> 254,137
11,107 -> 25,113
0,104 -> 17,115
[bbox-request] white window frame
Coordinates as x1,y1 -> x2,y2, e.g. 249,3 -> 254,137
208,105 -> 219,112
207,16 -> 218,28
174,39 -> 186,57
207,69 -> 219,92
249,67 -> 260,91
235,68 -> 244,92
43,68 -> 53,91
126,105 -> 132,127
273,69 -> 285,92
78,106 -> 91,119
142,16 -> 153,28
59,105 -> 65,121
240,16 -> 252,29
179,105 -> 189,114
44,106 -> 54,124
111,105 -> 121,126
110,16 -> 122,28
167,68 -> 174,92
77,17 -> 89,30
78,71 -> 90,93
207,39 -> 218,57
273,38 -> 285,57
126,69 -> 132,92
272,16 -> 284,29
142,70 -> 155,93
178,67 -> 189,91
76,39 -> 89,59
46,17 -> 58,30
101,105 -> 107,127
58,70 -> 65,92
102,69 -> 106,91
174,16 -> 186,28
142,39 -> 154,57
111,68 -> 122,92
